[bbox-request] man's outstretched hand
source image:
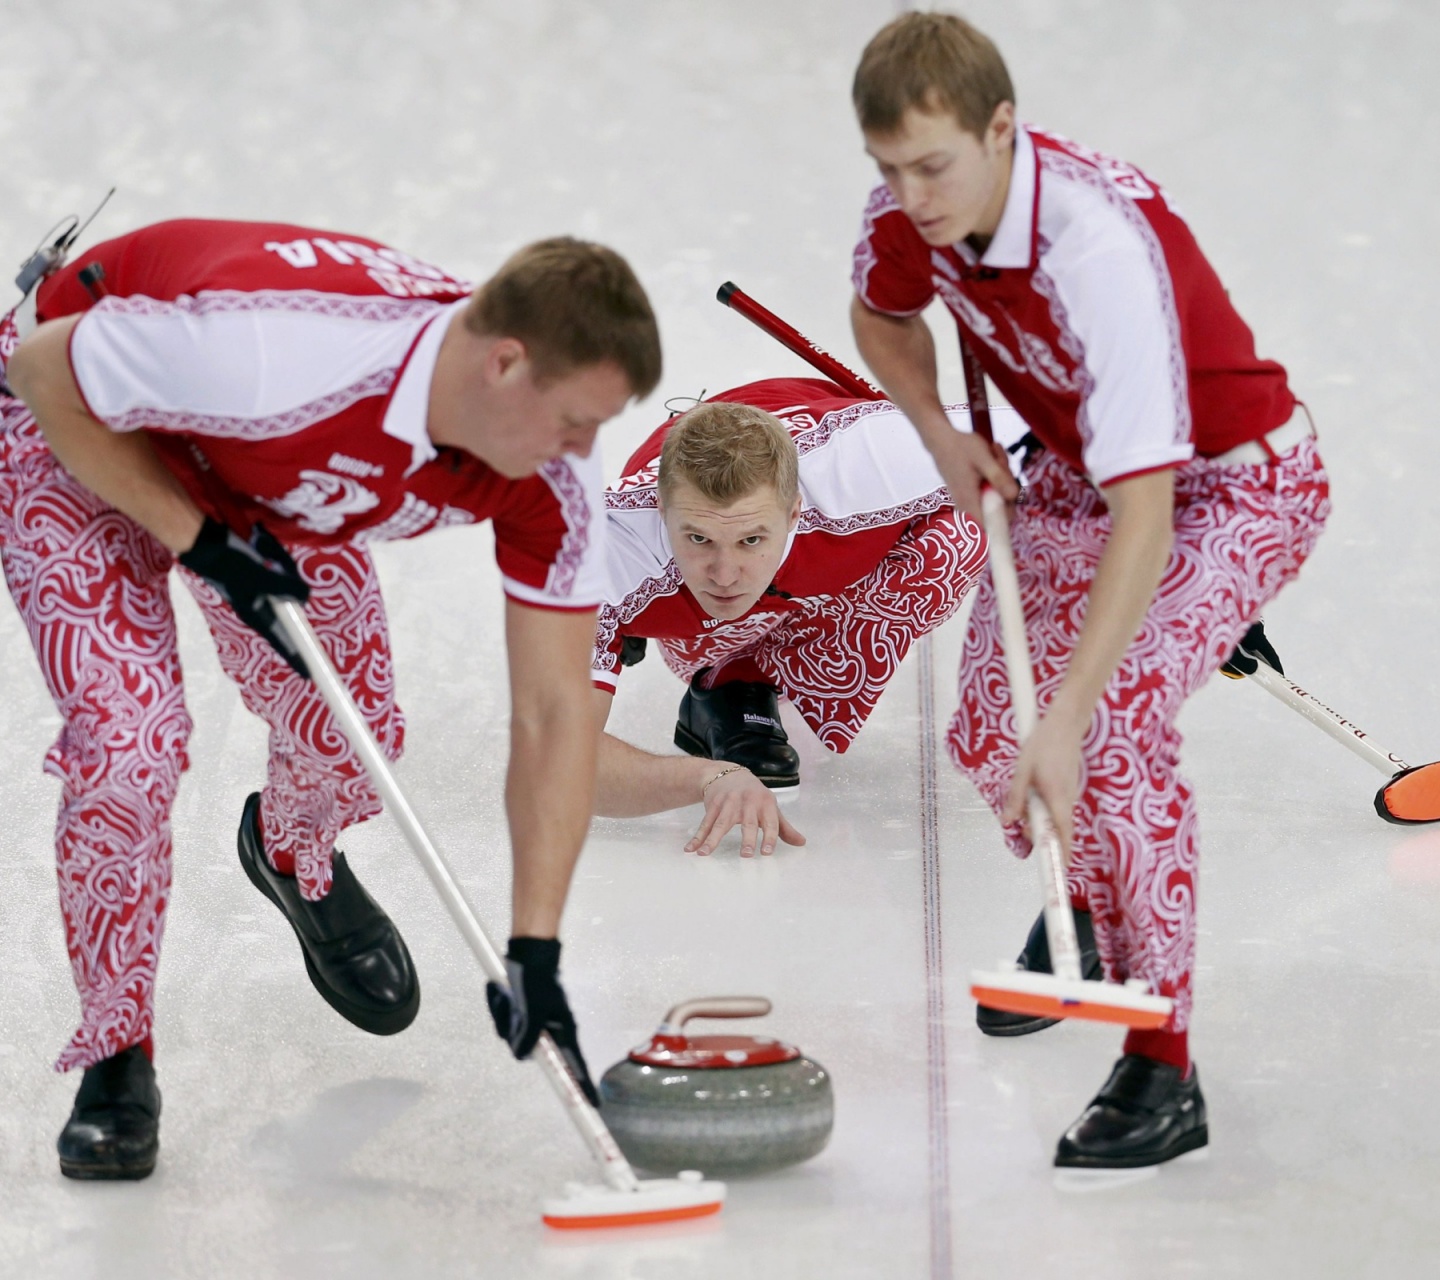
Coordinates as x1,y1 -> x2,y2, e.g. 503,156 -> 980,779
685,766 -> 807,858
1221,620 -> 1283,680
178,516 -> 311,677
486,936 -> 599,1106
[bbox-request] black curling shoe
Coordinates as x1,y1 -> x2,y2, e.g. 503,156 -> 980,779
238,792 -> 419,1035
674,670 -> 800,789
58,1045 -> 160,1180
977,908 -> 1102,1036
1054,1055 -> 1208,1169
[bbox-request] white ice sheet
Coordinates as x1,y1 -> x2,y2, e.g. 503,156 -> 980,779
2,2 -> 1439,1277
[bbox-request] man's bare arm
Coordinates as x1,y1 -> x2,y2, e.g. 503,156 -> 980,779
8,316 -> 204,552
506,602 -> 604,937
593,688 -> 722,816
850,296 -> 1016,517
592,687 -> 805,857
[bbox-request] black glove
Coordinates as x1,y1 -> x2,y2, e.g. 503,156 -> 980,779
486,936 -> 599,1106
178,516 -> 312,678
1221,620 -> 1283,680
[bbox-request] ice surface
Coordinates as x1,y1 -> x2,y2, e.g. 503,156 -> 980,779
2,2 -> 1440,1277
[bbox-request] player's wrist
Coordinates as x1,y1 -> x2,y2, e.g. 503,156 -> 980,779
1042,687 -> 1094,739
698,762 -> 744,802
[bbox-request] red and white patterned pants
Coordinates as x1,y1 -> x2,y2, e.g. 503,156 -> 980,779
658,509 -> 987,752
0,402 -> 402,1071
947,442 -> 1330,1031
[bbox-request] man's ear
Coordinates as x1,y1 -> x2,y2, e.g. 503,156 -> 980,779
484,335 -> 529,384
787,492 -> 802,528
987,100 -> 1016,151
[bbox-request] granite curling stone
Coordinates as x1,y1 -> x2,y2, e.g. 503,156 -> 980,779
599,997 -> 833,1176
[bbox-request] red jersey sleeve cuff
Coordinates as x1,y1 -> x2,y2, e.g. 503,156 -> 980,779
501,590 -> 600,615
853,290 -> 930,320
1089,449 -> 1193,488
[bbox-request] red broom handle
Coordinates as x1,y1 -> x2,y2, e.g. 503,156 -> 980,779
957,334 -> 995,444
716,281 -> 883,401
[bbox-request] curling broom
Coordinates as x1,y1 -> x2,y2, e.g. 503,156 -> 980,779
271,599 -> 725,1230
1237,660 -> 1440,825
966,489 -> 1173,1028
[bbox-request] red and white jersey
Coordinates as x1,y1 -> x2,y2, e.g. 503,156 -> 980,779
592,377 -> 998,690
853,125 -> 1297,487
35,220 -> 606,611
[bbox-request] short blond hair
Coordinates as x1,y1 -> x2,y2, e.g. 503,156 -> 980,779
465,237 -> 661,397
853,11 -> 1015,139
657,401 -> 799,509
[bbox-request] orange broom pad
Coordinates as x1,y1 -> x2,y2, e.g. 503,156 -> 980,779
1378,762 -> 1440,825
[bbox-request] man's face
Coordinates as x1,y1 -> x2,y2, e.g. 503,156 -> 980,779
864,101 -> 1014,247
662,479 -> 801,621
461,343 -> 632,478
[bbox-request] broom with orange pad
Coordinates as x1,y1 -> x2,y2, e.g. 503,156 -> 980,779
966,488 -> 1174,1030
1233,658 -> 1440,826
270,599 -> 726,1230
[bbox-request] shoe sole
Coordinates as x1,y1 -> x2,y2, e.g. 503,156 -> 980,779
976,1012 -> 1061,1037
59,1153 -> 157,1180
673,723 -> 799,790
1053,1124 -> 1209,1171
237,827 -> 419,1037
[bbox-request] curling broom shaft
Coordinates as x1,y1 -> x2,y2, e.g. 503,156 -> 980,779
1246,663 -> 1409,775
272,599 -> 641,1193
957,334 -> 995,444
716,282 -> 883,401
980,490 -> 1083,984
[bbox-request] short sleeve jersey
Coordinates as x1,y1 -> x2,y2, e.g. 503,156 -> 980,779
592,376 -> 997,690
36,219 -> 606,611
853,125 -> 1296,486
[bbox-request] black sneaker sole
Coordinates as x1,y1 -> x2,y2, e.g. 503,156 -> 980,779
673,723 -> 800,790
237,824 -> 419,1037
1054,1124 -> 1209,1170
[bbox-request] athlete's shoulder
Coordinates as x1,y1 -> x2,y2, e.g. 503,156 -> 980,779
1029,126 -> 1190,245
41,217 -> 470,314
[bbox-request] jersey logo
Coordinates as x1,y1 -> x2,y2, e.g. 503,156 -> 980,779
262,237 -> 472,300
259,470 -> 381,535
327,452 -> 385,479
934,275 -> 1080,395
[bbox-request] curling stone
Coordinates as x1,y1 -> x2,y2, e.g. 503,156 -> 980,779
599,996 -> 833,1176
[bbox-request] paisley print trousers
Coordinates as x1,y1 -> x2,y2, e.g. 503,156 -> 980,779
658,508 -> 987,752
0,402 -> 403,1070
948,442 -> 1330,1031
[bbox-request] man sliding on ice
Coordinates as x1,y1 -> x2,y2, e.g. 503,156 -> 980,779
591,376 -> 992,854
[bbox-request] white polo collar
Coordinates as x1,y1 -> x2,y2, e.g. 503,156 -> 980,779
381,299 -> 468,477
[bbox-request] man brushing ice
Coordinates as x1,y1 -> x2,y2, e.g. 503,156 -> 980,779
2,218 -> 659,1179
591,376 -> 991,854
847,11 -> 1329,1169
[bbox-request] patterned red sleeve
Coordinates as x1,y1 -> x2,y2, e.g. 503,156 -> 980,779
491,449 -> 607,612
590,605 -> 625,692
851,183 -> 936,318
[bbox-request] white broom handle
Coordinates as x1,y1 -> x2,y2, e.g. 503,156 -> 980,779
272,599 -> 640,1193
980,491 -> 1083,984
1245,663 -> 1408,776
